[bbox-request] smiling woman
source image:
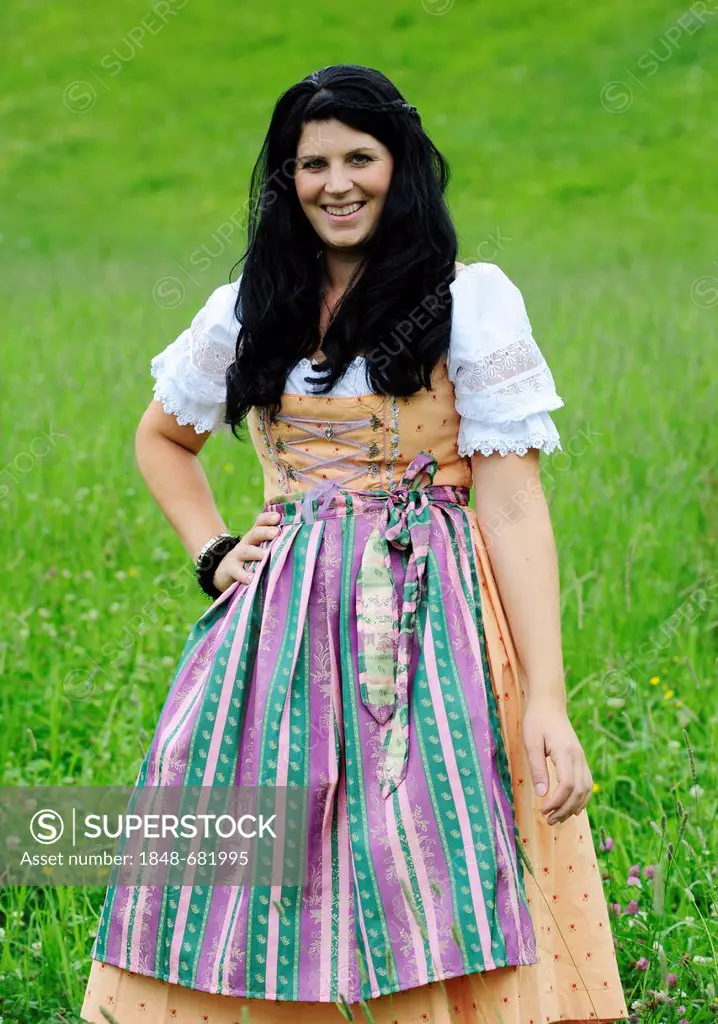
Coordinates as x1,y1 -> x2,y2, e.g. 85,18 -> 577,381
294,126 -> 393,238
293,122 -> 395,360
80,63 -> 628,1024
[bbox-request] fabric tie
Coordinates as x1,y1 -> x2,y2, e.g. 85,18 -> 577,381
355,450 -> 439,799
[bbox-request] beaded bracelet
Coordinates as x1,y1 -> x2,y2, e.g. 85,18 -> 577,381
194,532 -> 241,600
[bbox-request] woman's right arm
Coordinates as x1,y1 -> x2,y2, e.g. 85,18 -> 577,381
135,400 -> 229,563
136,400 -> 280,590
140,275 -> 280,591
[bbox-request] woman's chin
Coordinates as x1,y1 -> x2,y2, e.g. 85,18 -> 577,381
320,225 -> 376,250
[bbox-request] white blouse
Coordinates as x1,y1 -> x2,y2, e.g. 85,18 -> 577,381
150,262 -> 564,458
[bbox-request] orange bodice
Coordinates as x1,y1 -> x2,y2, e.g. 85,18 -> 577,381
246,354 -> 472,504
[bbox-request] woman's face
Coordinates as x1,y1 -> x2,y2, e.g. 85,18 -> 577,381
294,119 -> 394,253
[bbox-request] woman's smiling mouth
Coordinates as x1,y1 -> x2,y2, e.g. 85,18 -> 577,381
322,200 -> 366,220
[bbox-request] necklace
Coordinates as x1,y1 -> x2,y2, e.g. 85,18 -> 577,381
308,290 -> 335,362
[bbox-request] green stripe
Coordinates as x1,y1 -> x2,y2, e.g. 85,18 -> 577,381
153,607 -> 246,982
247,524 -> 310,995
411,592 -> 472,973
420,545 -> 508,967
91,601 -> 243,967
392,786 -> 434,971
186,570 -> 268,987
456,513 -> 522,848
276,596 -> 315,996
148,549 -> 280,981
339,511 -> 400,998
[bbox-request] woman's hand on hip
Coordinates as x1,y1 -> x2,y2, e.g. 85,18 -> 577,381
212,511 -> 281,593
522,695 -> 594,825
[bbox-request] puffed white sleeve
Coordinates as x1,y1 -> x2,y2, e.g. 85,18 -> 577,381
447,263 -> 564,458
150,277 -> 241,434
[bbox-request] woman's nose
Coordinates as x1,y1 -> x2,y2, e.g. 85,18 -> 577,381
324,163 -> 353,195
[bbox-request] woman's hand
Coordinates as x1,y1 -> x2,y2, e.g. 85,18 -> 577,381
212,511 -> 281,594
522,695 -> 594,825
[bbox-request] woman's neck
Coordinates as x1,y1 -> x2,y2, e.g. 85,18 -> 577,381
321,247 -> 365,293
307,248 -> 366,362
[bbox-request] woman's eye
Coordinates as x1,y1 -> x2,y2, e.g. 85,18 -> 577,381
302,154 -> 371,170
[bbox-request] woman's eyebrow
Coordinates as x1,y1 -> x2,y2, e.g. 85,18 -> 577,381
298,147 -> 378,160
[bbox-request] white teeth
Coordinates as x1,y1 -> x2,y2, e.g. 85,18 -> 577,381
324,202 -> 364,216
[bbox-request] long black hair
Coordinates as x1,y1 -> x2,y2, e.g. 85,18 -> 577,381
225,64 -> 458,437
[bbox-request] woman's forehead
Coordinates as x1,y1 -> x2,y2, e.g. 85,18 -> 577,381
296,119 -> 380,157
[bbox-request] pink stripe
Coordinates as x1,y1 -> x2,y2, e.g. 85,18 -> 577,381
396,785 -> 446,977
435,512 -> 491,684
443,510 -> 514,899
319,570 -> 353,1000
336,752 -> 351,996
319,761 -> 336,999
165,621 -> 255,983
266,523 -> 323,998
319,589 -> 342,1000
420,609 -> 496,969
434,511 -> 503,867
385,794 -> 430,984
436,520 -> 528,958
215,530 -> 303,992
167,537 -> 296,984
151,608 -> 237,787
350,851 -> 382,996
117,889 -> 133,972
493,781 -> 528,959
212,886 -> 246,990
201,537 -> 293,786
128,890 -> 148,973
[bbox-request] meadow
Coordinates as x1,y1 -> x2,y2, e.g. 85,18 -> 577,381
0,0 -> 716,1020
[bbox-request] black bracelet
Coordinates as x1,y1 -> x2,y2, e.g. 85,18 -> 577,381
195,533 -> 241,600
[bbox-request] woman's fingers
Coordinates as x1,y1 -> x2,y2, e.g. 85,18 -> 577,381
542,757 -> 575,823
543,754 -> 593,824
575,764 -> 594,815
214,515 -> 282,591
239,528 -> 278,556
243,512 -> 282,551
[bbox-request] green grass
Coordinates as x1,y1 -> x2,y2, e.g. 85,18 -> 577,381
0,0 -> 716,1019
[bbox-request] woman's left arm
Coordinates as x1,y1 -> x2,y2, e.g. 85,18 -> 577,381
471,448 -> 594,825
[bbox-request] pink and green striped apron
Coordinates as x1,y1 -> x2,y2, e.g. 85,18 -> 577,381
91,451 -> 536,1002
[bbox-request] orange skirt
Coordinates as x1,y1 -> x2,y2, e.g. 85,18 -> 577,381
80,509 -> 628,1024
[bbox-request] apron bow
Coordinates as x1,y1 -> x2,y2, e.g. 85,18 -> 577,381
356,451 -> 438,799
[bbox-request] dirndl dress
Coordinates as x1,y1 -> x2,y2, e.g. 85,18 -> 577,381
81,269 -> 628,1024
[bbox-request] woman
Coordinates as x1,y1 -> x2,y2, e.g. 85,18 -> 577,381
81,64 -> 627,1024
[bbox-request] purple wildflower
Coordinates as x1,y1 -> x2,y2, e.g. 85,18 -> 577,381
678,1019 -> 688,1024
677,1007 -> 685,1015
628,864 -> 640,877
634,957 -> 649,971
610,902 -> 621,915
666,973 -> 677,988
626,874 -> 641,886
643,864 -> 656,878
624,899 -> 640,915
599,836 -> 615,852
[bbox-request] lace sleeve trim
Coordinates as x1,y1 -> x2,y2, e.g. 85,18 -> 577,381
458,432 -> 563,458
189,306 -> 237,381
457,408 -> 563,458
151,325 -> 235,435
452,336 -> 564,423
150,335 -> 224,435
